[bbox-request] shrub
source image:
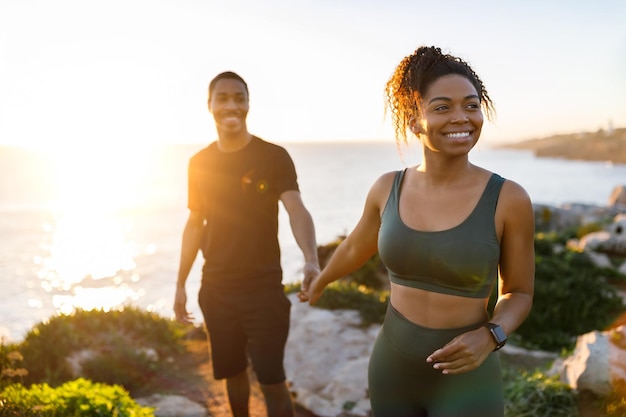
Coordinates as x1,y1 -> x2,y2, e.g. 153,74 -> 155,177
0,378 -> 154,416
285,281 -> 388,327
503,369 -> 577,417
17,307 -> 189,396
0,342 -> 27,391
513,234 -> 625,351
317,237 -> 388,290
314,281 -> 389,327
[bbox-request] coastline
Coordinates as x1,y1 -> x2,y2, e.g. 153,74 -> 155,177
495,127 -> 626,164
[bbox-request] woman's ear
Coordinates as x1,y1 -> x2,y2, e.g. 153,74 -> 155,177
409,117 -> 424,135
409,92 -> 427,135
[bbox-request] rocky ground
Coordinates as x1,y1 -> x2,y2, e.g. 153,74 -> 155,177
160,331 -> 319,417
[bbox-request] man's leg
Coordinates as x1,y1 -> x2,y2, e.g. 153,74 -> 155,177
242,286 -> 293,416
225,369 -> 250,417
260,380 -> 294,417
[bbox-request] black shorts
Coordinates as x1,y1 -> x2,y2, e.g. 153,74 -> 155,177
198,283 -> 291,385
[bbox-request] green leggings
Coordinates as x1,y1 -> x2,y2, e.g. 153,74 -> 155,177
368,305 -> 504,417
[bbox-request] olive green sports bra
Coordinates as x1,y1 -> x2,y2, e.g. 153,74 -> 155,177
378,170 -> 504,298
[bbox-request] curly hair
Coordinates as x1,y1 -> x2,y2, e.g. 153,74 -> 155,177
385,46 -> 495,145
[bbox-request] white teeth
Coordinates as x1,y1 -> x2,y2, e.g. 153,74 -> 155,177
446,132 -> 470,138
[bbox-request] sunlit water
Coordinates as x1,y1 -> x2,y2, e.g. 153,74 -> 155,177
1,142 -> 625,342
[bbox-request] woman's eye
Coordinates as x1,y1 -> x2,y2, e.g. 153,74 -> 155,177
434,105 -> 448,111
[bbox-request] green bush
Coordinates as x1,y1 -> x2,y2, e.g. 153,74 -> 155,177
503,370 -> 578,417
0,342 -> 27,391
317,237 -> 388,290
285,281 -> 388,327
314,281 -> 389,327
17,307 -> 189,396
0,378 -> 154,416
513,234 -> 625,351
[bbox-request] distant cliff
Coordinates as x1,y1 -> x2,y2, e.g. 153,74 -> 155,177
497,127 -> 626,164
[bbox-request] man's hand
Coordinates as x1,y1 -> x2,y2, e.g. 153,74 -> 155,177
297,261 -> 320,303
174,285 -> 194,325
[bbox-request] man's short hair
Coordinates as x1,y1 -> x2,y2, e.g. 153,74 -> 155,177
208,71 -> 249,100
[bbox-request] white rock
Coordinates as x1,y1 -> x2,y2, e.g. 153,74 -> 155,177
285,294 -> 379,417
586,251 -> 613,268
556,331 -> 612,396
135,394 -> 207,417
610,214 -> 626,241
578,231 -> 612,252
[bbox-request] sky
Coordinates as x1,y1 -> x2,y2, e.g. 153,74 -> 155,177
1,0 -> 625,149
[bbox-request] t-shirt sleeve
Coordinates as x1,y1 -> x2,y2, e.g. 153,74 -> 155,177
274,147 -> 299,196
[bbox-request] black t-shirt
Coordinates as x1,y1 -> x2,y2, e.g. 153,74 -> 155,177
188,136 -> 299,288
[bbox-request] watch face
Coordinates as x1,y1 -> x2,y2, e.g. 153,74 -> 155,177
492,325 -> 507,343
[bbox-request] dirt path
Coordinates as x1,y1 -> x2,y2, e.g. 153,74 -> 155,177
178,335 -> 318,417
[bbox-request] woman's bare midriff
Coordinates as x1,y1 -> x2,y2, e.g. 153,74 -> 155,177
389,282 -> 489,329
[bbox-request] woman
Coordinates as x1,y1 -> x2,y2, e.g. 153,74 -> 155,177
299,46 -> 535,417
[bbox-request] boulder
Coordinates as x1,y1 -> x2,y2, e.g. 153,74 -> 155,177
610,214 -> 626,241
573,213 -> 626,257
550,326 -> 626,397
285,294 -> 378,417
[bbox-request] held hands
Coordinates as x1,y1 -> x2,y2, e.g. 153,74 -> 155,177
173,286 -> 194,325
426,326 -> 495,375
297,262 -> 323,305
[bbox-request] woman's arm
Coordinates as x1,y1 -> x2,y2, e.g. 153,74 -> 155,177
490,180 -> 536,339
300,172 -> 395,305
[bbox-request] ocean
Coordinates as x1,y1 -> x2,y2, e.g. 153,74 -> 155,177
1,141 -> 625,343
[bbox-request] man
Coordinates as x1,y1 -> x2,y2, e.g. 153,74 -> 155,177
174,71 -> 320,417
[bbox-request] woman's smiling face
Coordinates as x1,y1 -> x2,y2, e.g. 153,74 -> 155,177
416,74 -> 484,155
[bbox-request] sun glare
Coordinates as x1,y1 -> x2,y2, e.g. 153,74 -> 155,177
50,143 -> 151,213
36,143 -> 155,313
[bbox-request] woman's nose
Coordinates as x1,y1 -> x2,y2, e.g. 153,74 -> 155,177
451,110 -> 469,123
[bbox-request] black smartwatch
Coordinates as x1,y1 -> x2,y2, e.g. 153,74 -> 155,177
484,323 -> 507,351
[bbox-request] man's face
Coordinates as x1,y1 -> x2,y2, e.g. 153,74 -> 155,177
208,78 -> 249,135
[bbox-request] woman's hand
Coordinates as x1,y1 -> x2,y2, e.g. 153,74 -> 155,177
426,326 -> 495,375
298,262 -> 318,302
297,273 -> 325,305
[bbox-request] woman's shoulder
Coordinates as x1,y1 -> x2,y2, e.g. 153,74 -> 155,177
494,176 -> 533,217
367,170 -> 404,202
470,166 -> 532,207
372,169 -> 403,188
